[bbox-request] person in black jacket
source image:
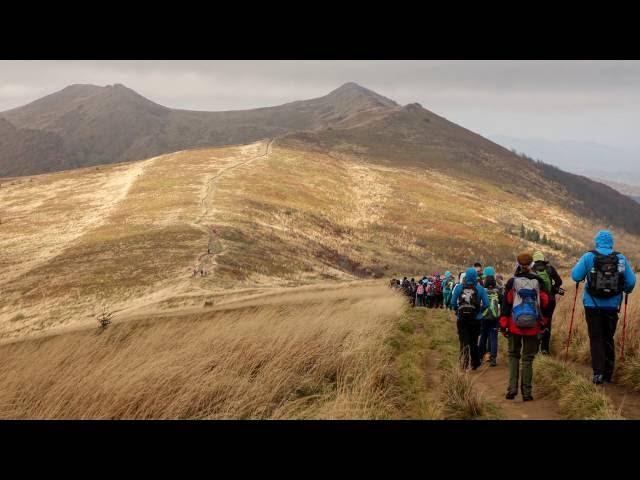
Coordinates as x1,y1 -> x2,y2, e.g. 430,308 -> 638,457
531,251 -> 563,354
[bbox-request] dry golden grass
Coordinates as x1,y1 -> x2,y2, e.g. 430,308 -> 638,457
535,355 -> 623,419
0,283 -> 408,419
439,366 -> 486,420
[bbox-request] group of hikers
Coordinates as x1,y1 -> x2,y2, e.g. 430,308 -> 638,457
390,230 -> 636,402
390,274 -> 449,308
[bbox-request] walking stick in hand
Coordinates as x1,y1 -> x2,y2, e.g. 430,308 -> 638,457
620,293 -> 629,364
564,282 -> 580,362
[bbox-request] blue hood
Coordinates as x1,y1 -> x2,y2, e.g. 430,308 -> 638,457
444,271 -> 452,279
595,230 -> 614,254
483,266 -> 495,277
464,267 -> 478,286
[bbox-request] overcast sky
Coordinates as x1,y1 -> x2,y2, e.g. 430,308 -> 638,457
2,60 -> 639,151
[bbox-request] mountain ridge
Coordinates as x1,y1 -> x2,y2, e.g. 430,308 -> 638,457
3,82 -> 640,235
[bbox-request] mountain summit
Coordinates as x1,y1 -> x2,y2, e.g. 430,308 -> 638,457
0,82 -> 400,177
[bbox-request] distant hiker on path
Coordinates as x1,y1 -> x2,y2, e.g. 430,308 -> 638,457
571,230 -> 636,384
532,251 -> 563,355
443,271 -> 455,310
500,252 -> 550,401
433,273 -> 444,308
416,280 -> 425,307
451,267 -> 490,370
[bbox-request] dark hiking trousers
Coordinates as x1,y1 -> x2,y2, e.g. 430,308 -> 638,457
539,297 -> 557,353
426,295 -> 435,308
434,293 -> 444,308
507,334 -> 538,397
416,293 -> 425,307
457,319 -> 481,370
479,318 -> 498,360
585,307 -> 619,380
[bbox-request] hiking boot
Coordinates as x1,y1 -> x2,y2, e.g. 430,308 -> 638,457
540,350 -> 550,355
592,374 -> 604,385
489,357 -> 497,367
505,390 -> 517,400
603,374 -> 613,384
522,394 -> 534,402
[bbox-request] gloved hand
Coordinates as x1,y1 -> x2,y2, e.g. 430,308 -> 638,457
500,327 -> 509,338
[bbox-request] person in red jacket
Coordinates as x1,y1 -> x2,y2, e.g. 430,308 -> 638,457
499,252 -> 550,401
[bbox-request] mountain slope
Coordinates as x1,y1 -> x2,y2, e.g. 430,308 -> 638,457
0,118 -> 67,176
280,102 -> 640,235
4,81 -> 640,236
2,140 -> 640,341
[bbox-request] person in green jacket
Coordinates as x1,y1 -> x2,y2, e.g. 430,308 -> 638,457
442,271 -> 455,310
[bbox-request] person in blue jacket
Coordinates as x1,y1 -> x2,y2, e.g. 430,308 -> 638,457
571,230 -> 636,384
451,267 -> 491,370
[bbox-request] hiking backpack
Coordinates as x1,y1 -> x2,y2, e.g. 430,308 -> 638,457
511,277 -> 541,329
533,262 -> 553,294
433,278 -> 443,295
457,287 -> 480,322
587,250 -> 624,298
444,277 -> 455,291
482,288 -> 501,320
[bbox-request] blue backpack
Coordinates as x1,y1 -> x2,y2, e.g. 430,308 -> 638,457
511,277 -> 540,329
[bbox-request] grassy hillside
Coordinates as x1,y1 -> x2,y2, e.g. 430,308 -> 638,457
2,140 -> 637,341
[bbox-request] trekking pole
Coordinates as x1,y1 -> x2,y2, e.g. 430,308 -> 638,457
620,293 -> 629,364
564,282 -> 580,362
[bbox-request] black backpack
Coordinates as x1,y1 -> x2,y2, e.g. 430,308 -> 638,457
457,286 -> 480,322
587,250 -> 624,298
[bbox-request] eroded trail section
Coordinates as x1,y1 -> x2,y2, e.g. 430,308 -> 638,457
190,139 -> 274,277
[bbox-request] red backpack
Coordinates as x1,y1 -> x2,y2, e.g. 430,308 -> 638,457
433,278 -> 443,295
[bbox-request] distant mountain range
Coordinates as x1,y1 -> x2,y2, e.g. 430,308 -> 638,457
3,82 -> 640,235
489,134 -> 640,188
0,82 -> 398,177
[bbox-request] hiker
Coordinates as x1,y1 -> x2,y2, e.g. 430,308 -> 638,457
499,253 -> 550,401
478,273 -> 503,366
474,262 -> 484,284
480,266 -> 498,355
571,230 -> 636,384
410,278 -> 418,306
451,267 -> 490,370
443,271 -> 455,310
401,277 -> 413,304
425,276 -> 435,308
482,266 -> 496,285
433,273 -> 444,308
532,251 -> 563,355
453,271 -> 467,305
416,280 -> 425,307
